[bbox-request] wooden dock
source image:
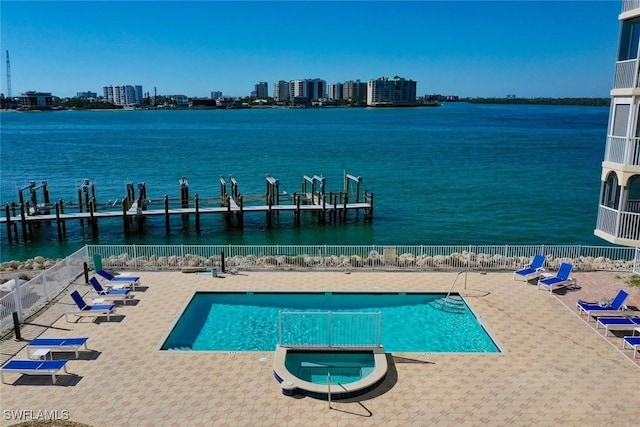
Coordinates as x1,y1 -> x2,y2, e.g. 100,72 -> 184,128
2,173 -> 374,243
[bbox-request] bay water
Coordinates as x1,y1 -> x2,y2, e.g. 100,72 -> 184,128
0,103 -> 609,262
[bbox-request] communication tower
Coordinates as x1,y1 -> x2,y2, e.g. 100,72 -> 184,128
6,50 -> 12,98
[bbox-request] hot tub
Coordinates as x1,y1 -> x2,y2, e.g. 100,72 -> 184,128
273,345 -> 388,399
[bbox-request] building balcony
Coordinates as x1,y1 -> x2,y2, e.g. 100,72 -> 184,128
604,136 -> 640,167
613,59 -> 640,89
622,0 -> 640,14
595,204 -> 640,246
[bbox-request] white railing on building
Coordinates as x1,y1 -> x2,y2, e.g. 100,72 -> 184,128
628,200 -> 640,211
620,211 -> 640,241
614,59 -> 638,88
0,246 -> 88,335
87,244 -> 639,272
597,205 -> 640,241
628,137 -> 640,166
605,136 -> 627,164
604,136 -> 640,166
622,0 -> 640,13
634,248 -> 640,274
278,311 -> 382,347
597,205 -> 620,236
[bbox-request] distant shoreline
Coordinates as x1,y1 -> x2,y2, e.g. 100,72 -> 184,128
466,97 -> 609,107
1,98 -> 610,112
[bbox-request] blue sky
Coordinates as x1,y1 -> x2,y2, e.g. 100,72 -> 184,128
0,1 -> 622,98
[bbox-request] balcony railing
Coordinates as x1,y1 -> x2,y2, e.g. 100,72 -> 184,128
597,205 -> 640,242
614,59 -> 639,88
604,136 -> 640,166
622,0 -> 640,13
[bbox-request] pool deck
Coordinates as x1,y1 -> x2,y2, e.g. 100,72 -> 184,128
1,270 -> 639,426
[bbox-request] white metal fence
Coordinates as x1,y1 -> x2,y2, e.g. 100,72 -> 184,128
88,244 -> 639,272
278,311 -> 382,347
2,244 -> 639,337
0,246 -> 88,335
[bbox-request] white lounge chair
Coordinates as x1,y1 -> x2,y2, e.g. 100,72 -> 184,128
65,291 -> 115,322
90,277 -> 132,304
595,317 -> 640,336
537,263 -> 575,293
513,254 -> 546,281
97,270 -> 140,290
577,290 -> 629,322
26,337 -> 89,358
1,359 -> 69,384
622,336 -> 640,359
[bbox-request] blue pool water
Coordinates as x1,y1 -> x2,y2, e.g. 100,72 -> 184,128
284,351 -> 375,385
161,292 -> 500,353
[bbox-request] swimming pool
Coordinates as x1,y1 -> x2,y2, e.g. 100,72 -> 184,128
160,292 -> 500,353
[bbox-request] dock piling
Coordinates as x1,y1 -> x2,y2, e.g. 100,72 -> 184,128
55,202 -> 62,241
60,199 -> 67,238
195,194 -> 200,232
4,204 -> 12,243
164,194 -> 170,233
180,177 -> 189,221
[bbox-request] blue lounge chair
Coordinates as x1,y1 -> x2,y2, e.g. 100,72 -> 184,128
537,262 -> 575,292
27,337 -> 89,358
577,289 -> 629,322
89,277 -> 131,304
513,254 -> 546,281
595,317 -> 640,336
66,290 -> 116,322
622,336 -> 640,359
0,359 -> 69,384
97,269 -> 140,290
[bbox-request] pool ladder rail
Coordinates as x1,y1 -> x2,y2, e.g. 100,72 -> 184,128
433,269 -> 469,314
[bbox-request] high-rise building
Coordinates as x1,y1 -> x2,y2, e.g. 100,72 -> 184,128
254,82 -> 268,99
594,0 -> 640,247
289,79 -> 326,102
367,76 -> 416,106
327,83 -> 343,100
273,81 -> 289,104
103,85 -> 143,106
343,80 -> 367,102
211,91 -> 223,99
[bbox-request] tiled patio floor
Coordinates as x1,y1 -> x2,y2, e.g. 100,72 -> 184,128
1,270 -> 639,426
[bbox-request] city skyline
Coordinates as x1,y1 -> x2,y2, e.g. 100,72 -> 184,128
0,1 -> 621,99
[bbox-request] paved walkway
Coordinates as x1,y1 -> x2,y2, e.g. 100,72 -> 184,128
1,270 -> 639,426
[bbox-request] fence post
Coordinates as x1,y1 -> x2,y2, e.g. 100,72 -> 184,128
132,244 -> 138,269
83,262 -> 89,284
12,275 -> 24,323
12,312 -> 22,340
43,269 -> 50,302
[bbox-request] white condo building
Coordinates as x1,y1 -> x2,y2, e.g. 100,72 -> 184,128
103,85 -> 143,106
327,83 -> 343,100
288,79 -> 326,101
366,76 -> 417,106
594,1 -> 640,247
273,81 -> 290,104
